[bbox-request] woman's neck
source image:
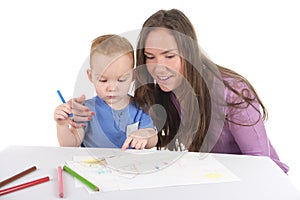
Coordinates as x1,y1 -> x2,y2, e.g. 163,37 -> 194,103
172,79 -> 192,103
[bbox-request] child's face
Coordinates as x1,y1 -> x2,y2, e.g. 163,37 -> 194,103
88,52 -> 133,109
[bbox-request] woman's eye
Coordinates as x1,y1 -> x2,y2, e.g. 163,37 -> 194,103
145,55 -> 154,59
166,54 -> 175,59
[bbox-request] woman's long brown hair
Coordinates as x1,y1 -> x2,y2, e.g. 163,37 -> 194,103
133,9 -> 267,152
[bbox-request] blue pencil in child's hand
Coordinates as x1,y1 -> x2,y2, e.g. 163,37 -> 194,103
57,90 -> 73,117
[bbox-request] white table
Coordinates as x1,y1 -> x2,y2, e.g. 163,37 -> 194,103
0,146 -> 299,200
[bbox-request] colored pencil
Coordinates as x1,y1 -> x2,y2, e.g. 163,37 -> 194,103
0,176 -> 50,196
63,165 -> 99,191
0,166 -> 37,188
57,90 -> 73,117
58,166 -> 64,198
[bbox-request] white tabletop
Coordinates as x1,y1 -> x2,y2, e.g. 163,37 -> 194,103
0,145 -> 299,200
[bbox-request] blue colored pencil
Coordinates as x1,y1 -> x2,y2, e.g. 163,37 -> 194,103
57,90 -> 73,117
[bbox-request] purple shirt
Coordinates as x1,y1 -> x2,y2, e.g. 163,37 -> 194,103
170,76 -> 288,173
210,77 -> 289,173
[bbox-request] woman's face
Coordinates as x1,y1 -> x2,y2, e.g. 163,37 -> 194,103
144,28 -> 184,92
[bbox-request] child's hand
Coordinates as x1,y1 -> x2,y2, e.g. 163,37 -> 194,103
121,128 -> 157,150
54,103 -> 72,126
122,135 -> 147,150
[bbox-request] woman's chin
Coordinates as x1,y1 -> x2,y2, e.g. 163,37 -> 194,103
158,84 -> 172,92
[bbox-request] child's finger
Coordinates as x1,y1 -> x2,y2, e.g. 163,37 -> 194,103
122,137 -> 133,150
130,139 -> 138,148
136,140 -> 147,150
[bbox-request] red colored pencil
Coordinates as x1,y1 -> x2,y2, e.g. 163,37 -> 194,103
0,176 -> 50,196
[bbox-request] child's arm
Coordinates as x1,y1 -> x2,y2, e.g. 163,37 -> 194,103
56,124 -> 85,147
143,128 -> 158,148
54,103 -> 85,146
121,128 -> 158,150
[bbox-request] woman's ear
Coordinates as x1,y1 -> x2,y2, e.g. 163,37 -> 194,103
87,68 -> 93,82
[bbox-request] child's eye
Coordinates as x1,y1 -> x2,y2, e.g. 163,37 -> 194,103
118,78 -> 127,82
98,79 -> 107,82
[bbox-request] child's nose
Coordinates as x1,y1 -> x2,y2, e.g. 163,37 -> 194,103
107,82 -> 117,91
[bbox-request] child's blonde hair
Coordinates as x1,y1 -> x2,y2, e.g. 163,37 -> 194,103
90,34 -> 134,69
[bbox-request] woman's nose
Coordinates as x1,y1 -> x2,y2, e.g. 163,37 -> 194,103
156,56 -> 166,66
154,63 -> 168,73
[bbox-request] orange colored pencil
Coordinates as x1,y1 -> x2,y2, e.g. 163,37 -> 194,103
0,176 -> 50,196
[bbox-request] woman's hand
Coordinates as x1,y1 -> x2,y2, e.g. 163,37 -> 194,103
68,95 -> 95,128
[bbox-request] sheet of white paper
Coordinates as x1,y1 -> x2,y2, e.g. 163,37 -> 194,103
66,149 -> 240,193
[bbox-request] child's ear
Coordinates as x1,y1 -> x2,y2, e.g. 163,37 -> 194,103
87,68 -> 93,82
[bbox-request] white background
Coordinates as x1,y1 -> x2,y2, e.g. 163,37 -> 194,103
0,0 -> 299,191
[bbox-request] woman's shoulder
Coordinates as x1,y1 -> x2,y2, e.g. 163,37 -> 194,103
221,74 -> 256,102
219,67 -> 251,91
223,76 -> 248,90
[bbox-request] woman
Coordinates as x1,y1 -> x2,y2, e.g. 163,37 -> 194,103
132,9 -> 288,173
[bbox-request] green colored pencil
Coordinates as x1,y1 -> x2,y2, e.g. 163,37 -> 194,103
63,165 -> 99,191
